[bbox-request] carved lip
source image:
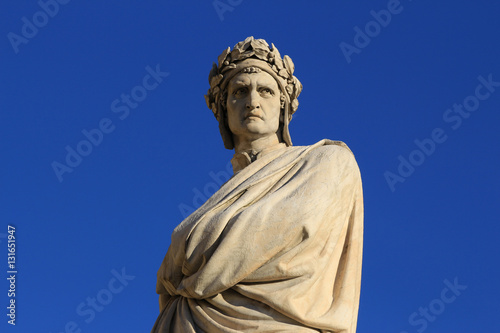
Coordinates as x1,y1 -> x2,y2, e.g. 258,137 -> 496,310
244,112 -> 263,120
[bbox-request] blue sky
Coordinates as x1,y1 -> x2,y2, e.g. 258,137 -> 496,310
1,0 -> 499,332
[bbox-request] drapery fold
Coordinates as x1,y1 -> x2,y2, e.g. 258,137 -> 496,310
152,139 -> 363,333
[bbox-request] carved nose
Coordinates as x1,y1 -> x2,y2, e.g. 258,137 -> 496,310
246,103 -> 260,110
246,91 -> 261,110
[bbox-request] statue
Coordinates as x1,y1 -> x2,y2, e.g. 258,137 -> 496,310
152,37 -> 364,333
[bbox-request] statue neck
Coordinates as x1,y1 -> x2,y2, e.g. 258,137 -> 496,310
233,134 -> 281,155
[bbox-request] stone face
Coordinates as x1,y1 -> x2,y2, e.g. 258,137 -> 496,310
226,71 -> 282,148
152,37 -> 363,333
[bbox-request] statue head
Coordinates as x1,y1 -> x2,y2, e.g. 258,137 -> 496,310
205,37 -> 303,150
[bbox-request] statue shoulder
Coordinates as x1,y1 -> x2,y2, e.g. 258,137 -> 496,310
307,139 -> 355,158
303,139 -> 360,174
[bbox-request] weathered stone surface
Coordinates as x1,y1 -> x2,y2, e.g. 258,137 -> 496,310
152,37 -> 363,333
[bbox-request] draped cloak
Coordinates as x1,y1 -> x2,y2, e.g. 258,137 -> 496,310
152,139 -> 363,333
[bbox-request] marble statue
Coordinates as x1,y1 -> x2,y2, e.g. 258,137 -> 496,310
152,37 -> 364,333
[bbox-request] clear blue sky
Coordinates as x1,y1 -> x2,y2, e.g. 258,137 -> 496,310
1,0 -> 499,332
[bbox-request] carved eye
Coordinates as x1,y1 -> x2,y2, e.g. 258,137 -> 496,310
233,87 -> 247,96
260,88 -> 273,96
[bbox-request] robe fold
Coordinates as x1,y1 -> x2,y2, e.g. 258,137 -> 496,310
152,139 -> 363,333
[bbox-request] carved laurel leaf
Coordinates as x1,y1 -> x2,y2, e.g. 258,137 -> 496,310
240,50 -> 255,59
283,55 -> 294,75
254,49 -> 268,60
230,48 -> 242,62
211,104 -> 218,119
204,94 -> 211,108
271,43 -> 281,59
240,36 -> 253,50
270,46 -> 284,70
221,63 -> 237,73
278,68 -> 288,78
208,63 -> 218,83
294,77 -> 303,97
255,38 -> 269,47
217,48 -> 230,68
210,74 -> 223,87
274,57 -> 283,71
